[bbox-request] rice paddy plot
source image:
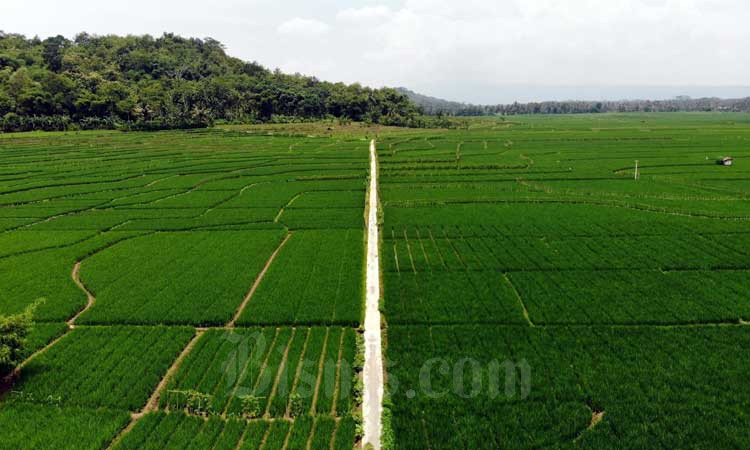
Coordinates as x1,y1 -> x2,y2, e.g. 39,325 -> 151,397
159,327 -> 358,418
9,326 -> 194,410
378,113 -> 750,449
237,230 -> 364,326
78,230 -> 287,326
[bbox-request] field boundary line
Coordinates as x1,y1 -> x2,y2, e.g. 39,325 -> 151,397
573,405 -> 606,442
309,328 -> 330,414
426,228 -> 447,268
222,327 -> 281,417
232,422 -> 252,450
143,329 -> 205,414
330,330 -> 346,416
68,262 -> 95,329
106,328 -> 205,449
258,424 -> 274,450
264,329 -> 297,418
402,229 -> 417,273
503,273 -> 535,327
305,417 -> 318,450
0,330 -> 72,396
1,231 -> 155,396
228,233 -> 292,327
274,194 -> 302,223
414,228 -> 431,268
285,328 -> 312,418
363,138 -> 384,449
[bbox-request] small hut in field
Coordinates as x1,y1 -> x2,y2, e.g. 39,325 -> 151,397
717,157 -> 733,166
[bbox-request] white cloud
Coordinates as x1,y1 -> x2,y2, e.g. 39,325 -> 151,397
2,0 -> 749,103
277,17 -> 330,36
336,6 -> 392,22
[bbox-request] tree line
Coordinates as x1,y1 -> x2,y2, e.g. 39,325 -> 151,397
398,88 -> 750,116
0,32 -> 422,132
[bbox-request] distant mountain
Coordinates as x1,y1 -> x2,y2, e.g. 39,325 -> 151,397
396,88 -> 484,115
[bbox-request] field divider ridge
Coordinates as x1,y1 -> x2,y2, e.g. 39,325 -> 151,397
503,273 -> 535,327
228,232 -> 292,328
68,261 -> 95,329
106,328 -> 205,449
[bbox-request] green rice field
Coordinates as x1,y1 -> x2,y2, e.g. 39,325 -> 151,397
1,113 -> 750,449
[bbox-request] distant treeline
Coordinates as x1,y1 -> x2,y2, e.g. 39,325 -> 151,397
0,32 -> 422,132
398,88 -> 750,116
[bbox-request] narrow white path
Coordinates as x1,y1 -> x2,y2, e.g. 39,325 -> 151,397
363,138 -> 384,449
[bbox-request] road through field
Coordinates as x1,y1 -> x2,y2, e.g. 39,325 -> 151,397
363,139 -> 383,449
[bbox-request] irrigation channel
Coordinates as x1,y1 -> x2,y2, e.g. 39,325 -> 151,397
363,139 -> 384,449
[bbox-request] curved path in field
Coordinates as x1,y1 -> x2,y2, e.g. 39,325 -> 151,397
363,139 -> 384,449
68,262 -> 95,328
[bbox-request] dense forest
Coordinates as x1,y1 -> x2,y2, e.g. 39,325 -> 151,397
0,32 -> 422,132
398,88 -> 750,116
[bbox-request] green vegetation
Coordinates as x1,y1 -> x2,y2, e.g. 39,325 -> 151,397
388,326 -> 750,448
79,230 -> 287,326
237,230 -> 364,326
2,112 -> 750,448
10,326 -> 194,410
0,127 -> 366,449
0,32 -> 421,131
0,304 -> 35,377
399,87 -> 750,116
0,402 -> 129,450
379,113 -> 750,448
160,327 -> 357,418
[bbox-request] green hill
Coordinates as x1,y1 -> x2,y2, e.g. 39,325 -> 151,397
0,32 -> 420,131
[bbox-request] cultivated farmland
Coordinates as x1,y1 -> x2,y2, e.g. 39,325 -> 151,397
1,113 -> 750,449
379,113 -> 750,449
0,129 -> 368,449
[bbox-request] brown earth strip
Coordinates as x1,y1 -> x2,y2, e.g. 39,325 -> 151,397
309,328 -> 330,414
68,262 -> 95,329
330,330 -> 346,416
503,273 -> 535,327
107,329 -> 205,449
264,329 -> 297,418
228,233 -> 292,328
286,328 -> 312,418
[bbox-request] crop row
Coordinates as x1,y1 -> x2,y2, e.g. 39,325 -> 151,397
383,266 -> 750,326
383,229 -> 750,273
383,202 -> 750,235
161,327 -> 358,418
114,411 -> 356,450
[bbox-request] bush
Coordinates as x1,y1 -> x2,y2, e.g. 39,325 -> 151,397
122,118 -> 212,131
239,394 -> 263,418
288,393 -> 304,417
0,304 -> 36,378
1,114 -> 73,132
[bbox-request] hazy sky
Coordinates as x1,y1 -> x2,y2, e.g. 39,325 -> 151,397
3,0 -> 750,103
